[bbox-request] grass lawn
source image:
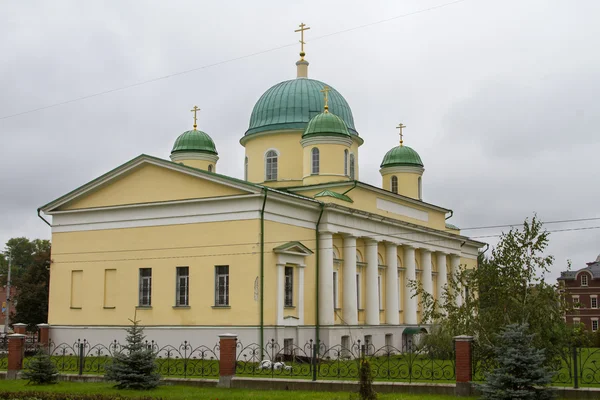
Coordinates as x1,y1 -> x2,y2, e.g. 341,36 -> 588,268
0,380 -> 474,400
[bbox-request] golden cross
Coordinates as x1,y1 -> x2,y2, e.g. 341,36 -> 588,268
397,123 -> 406,146
321,86 -> 331,113
190,106 -> 200,130
294,22 -> 311,59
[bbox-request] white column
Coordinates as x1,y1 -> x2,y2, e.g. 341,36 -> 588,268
365,239 -> 380,326
450,254 -> 462,306
276,263 -> 285,325
421,249 -> 433,297
298,264 -> 305,325
342,235 -> 358,325
319,232 -> 335,325
385,242 -> 399,325
403,245 -> 418,325
436,252 -> 448,305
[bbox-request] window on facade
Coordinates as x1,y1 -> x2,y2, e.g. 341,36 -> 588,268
349,154 -> 355,180
244,156 -> 248,181
341,335 -> 350,357
284,338 -> 294,355
385,334 -> 393,347
582,274 -> 588,286
356,273 -> 361,309
285,266 -> 294,307
215,266 -> 229,306
592,296 -> 598,309
573,295 -> 580,309
208,164 -> 213,172
364,335 -> 373,355
265,150 -> 278,181
333,271 -> 338,308
176,266 -> 189,306
344,150 -> 349,176
311,147 -> 320,174
593,320 -> 599,332
418,176 -> 422,200
391,176 -> 398,194
139,268 -> 152,307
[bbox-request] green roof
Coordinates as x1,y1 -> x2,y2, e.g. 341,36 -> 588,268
172,130 -> 218,155
314,189 -> 353,203
445,223 -> 460,230
303,112 -> 350,138
380,145 -> 423,168
403,327 -> 428,335
245,78 -> 358,136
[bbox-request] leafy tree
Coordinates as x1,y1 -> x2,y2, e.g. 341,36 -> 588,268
478,324 -> 555,400
22,348 -> 59,385
105,318 -> 160,390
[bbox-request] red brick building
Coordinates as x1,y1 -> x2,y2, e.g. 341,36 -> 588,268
558,254 -> 600,332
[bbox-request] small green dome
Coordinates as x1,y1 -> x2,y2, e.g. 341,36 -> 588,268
303,112 -> 350,138
380,145 -> 423,168
171,130 -> 218,155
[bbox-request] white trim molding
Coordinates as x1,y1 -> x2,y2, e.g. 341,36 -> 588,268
170,152 -> 219,163
300,136 -> 353,148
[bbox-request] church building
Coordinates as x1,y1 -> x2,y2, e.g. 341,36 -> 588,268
39,25 -> 484,349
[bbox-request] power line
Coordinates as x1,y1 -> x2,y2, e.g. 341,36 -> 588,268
458,217 -> 600,231
0,0 -> 470,121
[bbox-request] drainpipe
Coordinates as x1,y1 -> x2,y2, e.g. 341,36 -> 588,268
315,203 -> 325,349
37,208 -> 51,227
260,188 -> 268,353
480,243 -> 490,255
445,210 -> 454,220
341,181 -> 358,195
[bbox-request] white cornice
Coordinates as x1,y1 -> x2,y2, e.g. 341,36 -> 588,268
380,165 -> 424,175
170,152 -> 219,163
300,136 -> 353,147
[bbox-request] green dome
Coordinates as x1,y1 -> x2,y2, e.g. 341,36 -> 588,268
245,78 -> 358,136
171,130 -> 218,155
303,112 -> 350,138
380,145 -> 423,168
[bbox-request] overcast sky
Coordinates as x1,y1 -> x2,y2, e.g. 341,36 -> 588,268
1,0 -> 599,281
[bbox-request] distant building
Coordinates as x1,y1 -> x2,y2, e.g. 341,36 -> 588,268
558,254 -> 600,332
0,283 -> 16,331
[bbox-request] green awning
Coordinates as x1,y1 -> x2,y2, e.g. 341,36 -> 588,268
403,327 -> 427,335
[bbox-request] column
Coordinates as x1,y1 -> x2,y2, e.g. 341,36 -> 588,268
436,252 -> 448,304
342,235 -> 358,325
421,249 -> 433,297
454,335 -> 474,396
451,254 -> 463,306
385,242 -> 399,325
276,264 -> 285,325
37,323 -> 50,349
319,232 -> 335,325
403,245 -> 418,325
7,334 -> 25,380
364,239 -> 380,325
218,333 -> 237,388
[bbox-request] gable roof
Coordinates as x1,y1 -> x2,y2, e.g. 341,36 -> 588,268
273,241 -> 314,256
314,189 -> 353,203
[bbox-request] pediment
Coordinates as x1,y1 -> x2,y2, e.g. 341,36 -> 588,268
273,241 -> 314,256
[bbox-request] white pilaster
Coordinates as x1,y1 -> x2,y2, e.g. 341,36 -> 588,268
436,252 -> 448,305
298,264 -> 305,325
403,245 -> 418,325
342,235 -> 358,325
450,254 -> 462,306
421,249 -> 433,297
319,232 -> 335,325
277,263 -> 285,325
365,239 -> 380,326
385,242 -> 399,325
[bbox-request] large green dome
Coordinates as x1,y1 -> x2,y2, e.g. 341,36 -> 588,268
171,130 -> 218,155
380,145 -> 423,168
303,112 -> 350,138
245,79 -> 358,136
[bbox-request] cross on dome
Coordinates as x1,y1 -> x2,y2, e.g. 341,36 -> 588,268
320,86 -> 331,113
190,106 -> 200,130
396,123 -> 406,146
294,22 -> 310,60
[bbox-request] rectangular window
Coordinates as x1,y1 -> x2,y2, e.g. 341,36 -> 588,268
593,320 -> 599,332
364,335 -> 373,355
176,266 -> 189,306
285,266 -> 293,307
215,266 -> 229,306
573,295 -> 580,309
385,334 -> 393,347
341,335 -> 350,358
356,273 -> 361,309
582,274 -> 588,286
71,270 -> 83,308
592,296 -> 598,309
104,269 -> 116,308
333,271 -> 338,308
311,148 -> 320,174
139,268 -> 152,306
378,275 -> 383,310
284,338 -> 294,356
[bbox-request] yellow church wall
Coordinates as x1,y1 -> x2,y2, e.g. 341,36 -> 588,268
60,164 -> 246,211
175,159 -> 216,172
381,171 -> 422,200
302,143 -> 351,186
243,131 -> 304,186
49,219 -> 262,326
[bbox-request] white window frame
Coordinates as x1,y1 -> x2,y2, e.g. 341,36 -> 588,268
581,274 -> 588,287
391,176 -> 398,194
344,150 -> 349,176
175,266 -> 189,307
573,317 -> 581,325
593,319 -> 599,332
265,150 -> 278,181
311,147 -> 320,175
215,265 -> 229,306
573,295 -> 580,309
333,270 -> 339,309
139,268 -> 152,307
285,266 -> 294,307
592,295 -> 598,309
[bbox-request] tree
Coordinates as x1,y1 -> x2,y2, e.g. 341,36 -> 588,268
105,318 -> 160,390
22,348 -> 58,384
478,324 -> 555,400
357,359 -> 377,400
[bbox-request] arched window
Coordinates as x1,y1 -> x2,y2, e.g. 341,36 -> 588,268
244,157 -> 248,181
265,150 -> 278,181
391,176 -> 398,194
208,164 -> 213,172
344,150 -> 349,176
418,177 -> 422,199
311,147 -> 320,174
349,154 -> 355,180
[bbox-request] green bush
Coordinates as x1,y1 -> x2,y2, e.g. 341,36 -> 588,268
0,393 -> 160,400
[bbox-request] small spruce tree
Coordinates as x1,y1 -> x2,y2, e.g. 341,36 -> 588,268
357,359 -> 377,400
479,323 -> 555,400
105,318 -> 160,390
22,348 -> 58,384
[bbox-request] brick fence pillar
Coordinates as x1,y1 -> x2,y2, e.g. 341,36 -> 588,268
218,333 -> 237,388
454,335 -> 474,396
7,334 -> 26,379
37,323 -> 50,349
13,323 -> 27,335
